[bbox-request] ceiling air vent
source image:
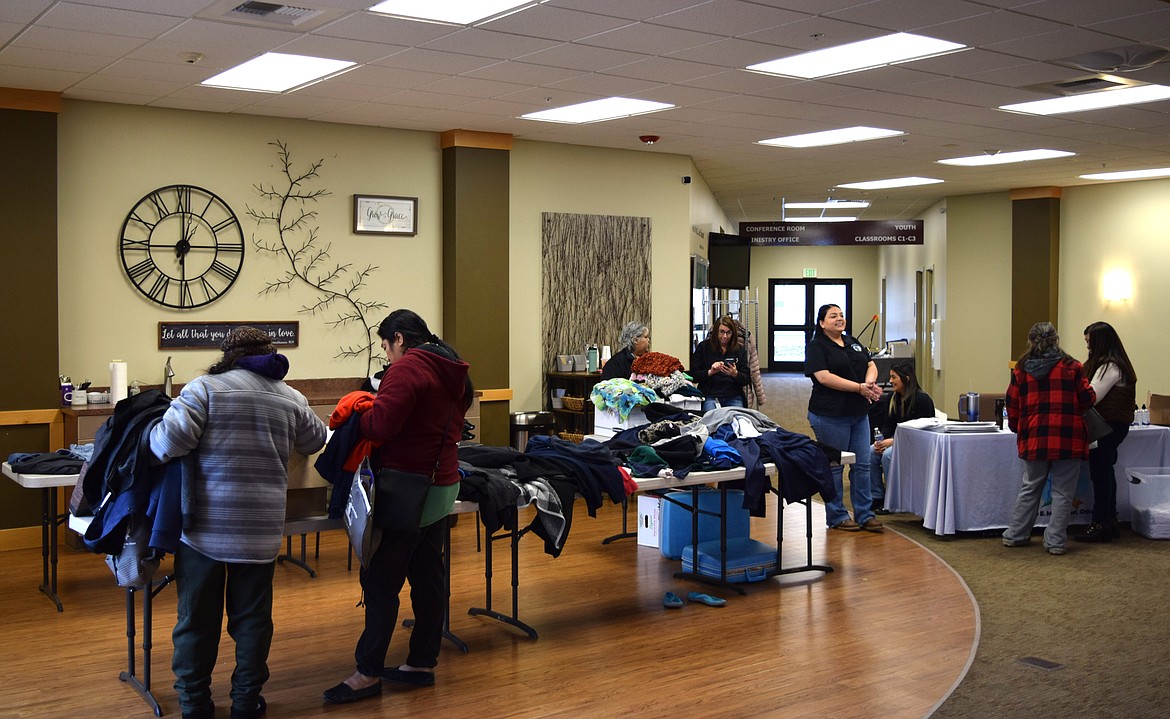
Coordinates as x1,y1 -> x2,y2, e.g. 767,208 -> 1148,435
226,1 -> 324,26
1021,73 -> 1144,97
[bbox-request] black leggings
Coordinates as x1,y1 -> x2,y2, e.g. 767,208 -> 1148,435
1087,422 -> 1130,525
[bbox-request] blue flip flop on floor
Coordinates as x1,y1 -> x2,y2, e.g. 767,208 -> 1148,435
687,591 -> 727,607
663,591 -> 684,609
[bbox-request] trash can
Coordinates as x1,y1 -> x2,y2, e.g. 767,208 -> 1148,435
510,411 -> 555,451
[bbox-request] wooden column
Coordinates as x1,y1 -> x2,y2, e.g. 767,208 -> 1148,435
1010,186 -> 1061,357
1,88 -> 61,539
441,130 -> 512,446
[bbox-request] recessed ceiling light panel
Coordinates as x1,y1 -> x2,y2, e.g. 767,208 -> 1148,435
521,97 -> 674,124
837,177 -> 944,190
937,149 -> 1075,166
999,84 -> 1170,115
202,52 -> 355,92
1080,167 -> 1170,181
785,201 -> 870,209
746,33 -> 965,79
368,0 -> 542,25
758,126 -> 904,148
782,216 -> 857,222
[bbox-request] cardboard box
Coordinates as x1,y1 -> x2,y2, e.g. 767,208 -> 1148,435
636,496 -> 661,548
1127,467 -> 1170,539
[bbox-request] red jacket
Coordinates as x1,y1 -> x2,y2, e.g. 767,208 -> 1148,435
360,346 -> 469,486
1006,354 -> 1095,461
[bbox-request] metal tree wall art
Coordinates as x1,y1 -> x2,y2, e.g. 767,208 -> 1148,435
248,140 -> 386,374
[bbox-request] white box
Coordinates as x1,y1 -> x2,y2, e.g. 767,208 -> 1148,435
637,496 -> 662,547
667,394 -> 702,411
1127,467 -> 1170,539
593,405 -> 648,433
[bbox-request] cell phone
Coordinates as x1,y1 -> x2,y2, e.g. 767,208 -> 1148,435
724,357 -> 737,366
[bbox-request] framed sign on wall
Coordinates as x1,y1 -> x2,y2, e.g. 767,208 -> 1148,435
159,321 -> 299,349
353,194 -> 417,235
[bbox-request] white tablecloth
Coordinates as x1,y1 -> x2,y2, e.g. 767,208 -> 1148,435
886,424 -> 1170,536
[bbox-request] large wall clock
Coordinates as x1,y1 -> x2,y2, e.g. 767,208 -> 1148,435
119,184 -> 244,309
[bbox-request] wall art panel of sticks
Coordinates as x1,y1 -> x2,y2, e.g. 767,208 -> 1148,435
541,212 -> 652,382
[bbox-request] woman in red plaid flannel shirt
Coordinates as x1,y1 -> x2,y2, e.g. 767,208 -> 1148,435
1002,322 -> 1096,555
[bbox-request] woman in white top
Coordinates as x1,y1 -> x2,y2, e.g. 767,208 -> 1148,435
1076,322 -> 1137,543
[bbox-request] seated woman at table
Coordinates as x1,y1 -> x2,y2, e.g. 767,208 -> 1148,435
600,321 -> 650,381
805,303 -> 884,533
692,315 -> 750,412
870,361 -> 935,514
1002,322 -> 1095,556
1075,321 -> 1137,544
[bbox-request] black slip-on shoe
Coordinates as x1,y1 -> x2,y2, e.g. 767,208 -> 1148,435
322,681 -> 382,704
382,668 -> 436,687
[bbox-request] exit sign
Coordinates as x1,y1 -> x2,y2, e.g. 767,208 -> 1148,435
802,268 -> 817,278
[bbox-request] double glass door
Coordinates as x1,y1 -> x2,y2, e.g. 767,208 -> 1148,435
768,279 -> 852,372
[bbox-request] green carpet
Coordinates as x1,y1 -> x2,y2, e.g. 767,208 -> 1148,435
884,516 -> 1170,718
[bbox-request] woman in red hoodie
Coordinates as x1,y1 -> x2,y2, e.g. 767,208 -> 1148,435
1002,322 -> 1095,556
325,310 -> 472,704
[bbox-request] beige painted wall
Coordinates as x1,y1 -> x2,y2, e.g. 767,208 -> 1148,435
509,140 -> 714,411
58,102 -> 727,416
58,101 -> 442,387
941,192 -> 1013,411
747,244 -> 881,369
879,199 -> 948,398
1061,178 -> 1170,403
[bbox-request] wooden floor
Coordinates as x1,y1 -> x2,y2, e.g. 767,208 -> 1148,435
1,497 -> 976,719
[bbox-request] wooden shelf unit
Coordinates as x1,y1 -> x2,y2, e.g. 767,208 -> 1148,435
546,371 -> 600,437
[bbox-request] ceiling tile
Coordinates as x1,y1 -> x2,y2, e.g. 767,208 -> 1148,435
13,26 -> 145,57
315,13 -> 459,46
370,48 -> 500,76
986,27 -> 1142,62
0,45 -> 112,73
603,56 -> 727,84
826,0 -> 994,33
652,0 -> 809,36
545,0 -> 712,22
480,5 -> 634,42
515,42 -> 651,72
0,1 -> 54,24
39,1 -> 182,37
0,64 -> 88,91
419,28 -> 562,59
578,21 -> 722,55
462,61 -> 585,86
1011,0 -> 1169,25
544,72 -> 665,97
412,74 -> 532,100
126,19 -> 296,69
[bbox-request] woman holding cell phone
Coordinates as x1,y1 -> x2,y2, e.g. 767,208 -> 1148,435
692,315 -> 750,412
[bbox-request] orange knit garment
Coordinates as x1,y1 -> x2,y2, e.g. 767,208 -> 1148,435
630,351 -> 685,377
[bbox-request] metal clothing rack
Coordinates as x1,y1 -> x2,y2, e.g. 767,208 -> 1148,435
701,286 -> 762,407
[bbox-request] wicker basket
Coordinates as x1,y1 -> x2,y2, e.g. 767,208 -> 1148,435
561,396 -> 584,411
558,431 -> 585,443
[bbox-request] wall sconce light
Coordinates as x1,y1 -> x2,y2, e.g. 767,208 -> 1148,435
1102,269 -> 1133,303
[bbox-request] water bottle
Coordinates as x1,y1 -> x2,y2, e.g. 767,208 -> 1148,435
965,392 -> 980,422
1141,404 -> 1150,426
586,344 -> 599,373
1002,403 -> 1009,431
873,427 -> 884,447
1133,404 -> 1140,427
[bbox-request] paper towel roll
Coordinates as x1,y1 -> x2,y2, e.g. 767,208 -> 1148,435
110,360 -> 129,403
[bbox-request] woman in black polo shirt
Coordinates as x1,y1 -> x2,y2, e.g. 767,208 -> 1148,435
805,304 -> 884,532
